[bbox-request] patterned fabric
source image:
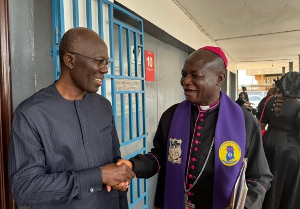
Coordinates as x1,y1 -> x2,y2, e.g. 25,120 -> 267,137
281,71 -> 300,98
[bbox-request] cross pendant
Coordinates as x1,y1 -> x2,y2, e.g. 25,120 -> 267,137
184,193 -> 195,209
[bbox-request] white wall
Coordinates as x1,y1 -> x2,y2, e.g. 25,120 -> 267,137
116,0 -> 238,92
116,0 -> 212,49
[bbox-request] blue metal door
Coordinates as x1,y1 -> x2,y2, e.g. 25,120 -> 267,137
52,1 -> 148,208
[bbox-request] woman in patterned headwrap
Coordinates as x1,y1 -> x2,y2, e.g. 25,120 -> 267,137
261,71 -> 300,209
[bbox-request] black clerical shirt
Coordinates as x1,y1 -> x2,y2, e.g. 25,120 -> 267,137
131,101 -> 273,209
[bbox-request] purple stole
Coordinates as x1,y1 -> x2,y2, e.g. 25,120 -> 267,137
164,92 -> 246,209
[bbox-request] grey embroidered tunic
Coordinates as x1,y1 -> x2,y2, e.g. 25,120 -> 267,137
9,83 -> 127,209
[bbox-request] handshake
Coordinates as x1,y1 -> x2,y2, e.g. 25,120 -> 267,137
100,159 -> 135,192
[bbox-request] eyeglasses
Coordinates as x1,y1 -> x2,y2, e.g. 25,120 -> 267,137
68,52 -> 112,68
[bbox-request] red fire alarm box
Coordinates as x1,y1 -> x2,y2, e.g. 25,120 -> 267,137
145,50 -> 155,81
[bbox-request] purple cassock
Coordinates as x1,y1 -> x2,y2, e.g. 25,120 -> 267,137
164,91 -> 246,209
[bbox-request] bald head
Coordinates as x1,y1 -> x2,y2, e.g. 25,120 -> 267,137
59,27 -> 105,62
186,49 -> 226,73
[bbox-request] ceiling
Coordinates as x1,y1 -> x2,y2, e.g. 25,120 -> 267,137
175,0 -> 300,73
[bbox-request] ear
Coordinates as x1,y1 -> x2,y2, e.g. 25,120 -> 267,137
63,53 -> 75,69
217,71 -> 226,86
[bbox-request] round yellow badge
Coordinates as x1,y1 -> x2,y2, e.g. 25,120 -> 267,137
219,141 -> 241,166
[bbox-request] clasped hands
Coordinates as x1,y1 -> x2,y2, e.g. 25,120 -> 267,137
100,159 -> 134,192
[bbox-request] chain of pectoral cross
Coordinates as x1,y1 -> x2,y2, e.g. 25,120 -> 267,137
184,137 -> 215,209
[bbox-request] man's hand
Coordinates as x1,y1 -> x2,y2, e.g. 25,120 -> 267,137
100,163 -> 135,187
106,159 -> 134,192
116,159 -> 133,169
106,182 -> 129,192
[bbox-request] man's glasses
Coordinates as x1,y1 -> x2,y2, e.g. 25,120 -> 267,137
68,52 -> 112,69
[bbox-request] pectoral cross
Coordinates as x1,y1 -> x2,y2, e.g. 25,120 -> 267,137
184,193 -> 195,209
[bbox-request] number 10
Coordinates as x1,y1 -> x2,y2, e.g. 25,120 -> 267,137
146,56 -> 153,68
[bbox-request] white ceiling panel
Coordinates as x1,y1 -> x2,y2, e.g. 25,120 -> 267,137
175,0 -> 300,72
